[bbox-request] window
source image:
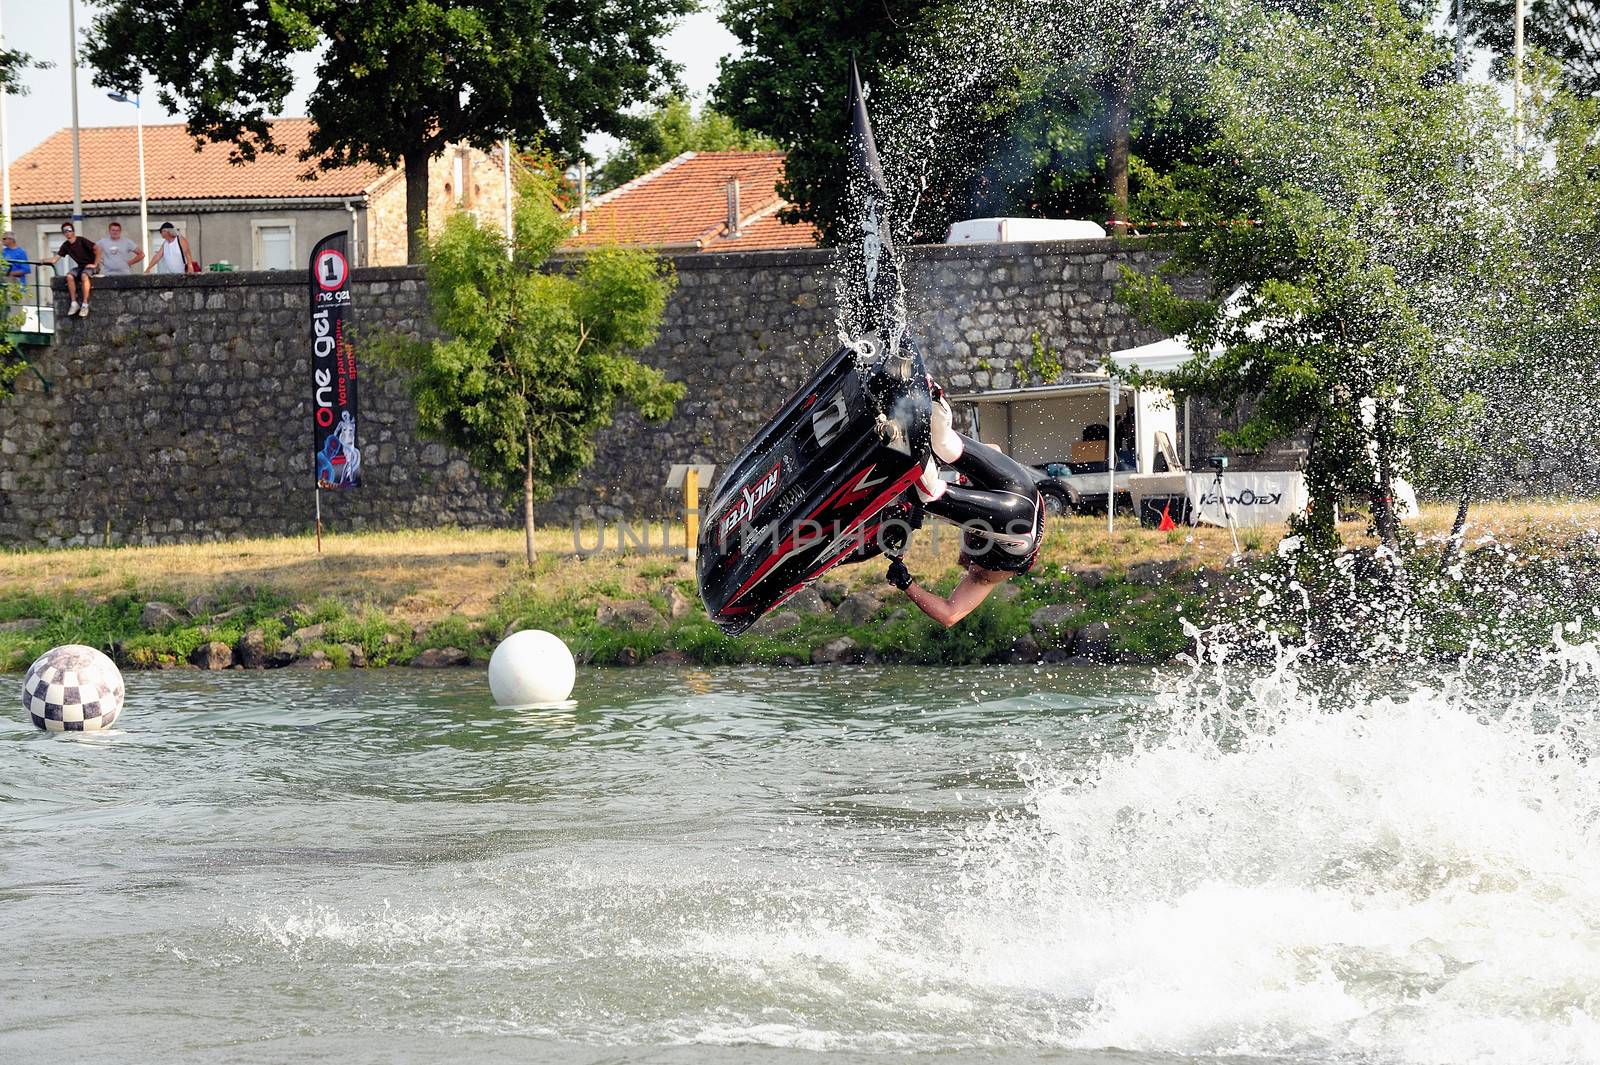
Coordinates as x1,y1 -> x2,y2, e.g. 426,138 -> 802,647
251,219 -> 296,271
36,224 -> 76,274
456,150 -> 474,207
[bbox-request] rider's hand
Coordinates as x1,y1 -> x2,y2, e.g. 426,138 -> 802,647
886,559 -> 914,590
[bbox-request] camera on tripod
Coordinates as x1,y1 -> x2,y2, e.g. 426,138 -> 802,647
1208,454 -> 1229,471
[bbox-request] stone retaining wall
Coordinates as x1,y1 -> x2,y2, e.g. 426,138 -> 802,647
1,240 -> 1260,547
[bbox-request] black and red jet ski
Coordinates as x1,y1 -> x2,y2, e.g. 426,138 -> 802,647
697,340 -> 932,635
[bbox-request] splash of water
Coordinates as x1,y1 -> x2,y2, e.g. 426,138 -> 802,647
947,640 -> 1600,1061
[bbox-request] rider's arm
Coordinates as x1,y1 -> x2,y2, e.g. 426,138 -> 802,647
897,569 -> 1005,629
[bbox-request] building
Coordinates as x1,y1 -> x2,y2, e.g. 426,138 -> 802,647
7,119 -> 510,270
562,150 -> 818,253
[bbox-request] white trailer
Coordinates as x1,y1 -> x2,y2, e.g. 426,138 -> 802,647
948,377 -> 1185,517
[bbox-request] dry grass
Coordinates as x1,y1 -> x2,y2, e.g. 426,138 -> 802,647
2,501 -> 1594,625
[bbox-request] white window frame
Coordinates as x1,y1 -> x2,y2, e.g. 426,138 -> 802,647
250,218 -> 297,271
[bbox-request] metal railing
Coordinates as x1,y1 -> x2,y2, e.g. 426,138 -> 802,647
4,261 -> 56,337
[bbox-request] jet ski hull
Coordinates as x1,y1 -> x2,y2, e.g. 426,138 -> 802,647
697,344 -> 932,635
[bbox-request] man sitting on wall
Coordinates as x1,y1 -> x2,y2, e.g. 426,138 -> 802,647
43,222 -> 99,318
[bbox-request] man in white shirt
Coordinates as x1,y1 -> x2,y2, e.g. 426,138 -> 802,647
95,221 -> 144,276
146,222 -> 194,275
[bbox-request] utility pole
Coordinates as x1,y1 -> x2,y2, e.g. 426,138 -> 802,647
108,92 -> 147,259
1513,0 -> 1525,158
68,0 -> 83,223
577,159 -> 588,233
502,137 -> 513,260
1454,0 -> 1466,81
1,0 -> 11,232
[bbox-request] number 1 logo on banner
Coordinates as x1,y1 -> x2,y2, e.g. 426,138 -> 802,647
316,248 -> 349,292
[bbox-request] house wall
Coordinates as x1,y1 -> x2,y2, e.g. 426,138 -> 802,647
13,140 -> 508,274
2,239 -> 1288,547
365,144 -> 514,265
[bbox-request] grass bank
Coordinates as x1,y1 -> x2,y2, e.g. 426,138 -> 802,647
0,501 -> 1593,671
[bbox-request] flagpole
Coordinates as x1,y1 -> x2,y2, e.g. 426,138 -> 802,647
315,487 -> 322,554
1107,381 -> 1117,537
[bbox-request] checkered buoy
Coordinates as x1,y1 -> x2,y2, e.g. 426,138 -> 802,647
488,630 -> 575,707
21,645 -> 125,732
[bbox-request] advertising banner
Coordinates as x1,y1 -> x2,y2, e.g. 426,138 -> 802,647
309,231 -> 360,489
1186,471 -> 1308,528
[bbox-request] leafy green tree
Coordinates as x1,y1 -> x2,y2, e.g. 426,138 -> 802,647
891,0 -> 1224,234
1118,0 -> 1533,548
714,0 -> 939,242
0,48 -> 48,94
1453,0 -> 1600,95
714,0 -> 1222,242
84,0 -> 692,263
373,173 -> 684,564
1415,62 -> 1600,557
595,94 -> 777,191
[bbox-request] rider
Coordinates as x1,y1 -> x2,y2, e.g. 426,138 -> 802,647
851,381 -> 1056,627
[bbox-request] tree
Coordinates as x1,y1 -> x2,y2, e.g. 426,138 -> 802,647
1118,0 -> 1533,548
0,48 -> 48,95
1453,0 -> 1600,95
595,94 -> 777,191
714,0 -> 939,242
714,0 -> 1223,243
85,0 -> 692,263
888,0 -> 1224,234
372,172 -> 684,564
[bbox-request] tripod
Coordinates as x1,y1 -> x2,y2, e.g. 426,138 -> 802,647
1211,467 -> 1243,561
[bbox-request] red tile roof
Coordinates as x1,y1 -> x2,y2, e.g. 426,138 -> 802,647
564,150 -> 818,252
9,118 -> 386,206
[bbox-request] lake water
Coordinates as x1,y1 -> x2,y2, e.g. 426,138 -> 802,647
2,661 -> 1598,1064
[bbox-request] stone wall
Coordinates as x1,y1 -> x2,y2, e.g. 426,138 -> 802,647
1,239 -> 1262,547
2,268 -> 506,547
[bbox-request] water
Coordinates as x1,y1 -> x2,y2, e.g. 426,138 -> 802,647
2,662 -> 1597,1064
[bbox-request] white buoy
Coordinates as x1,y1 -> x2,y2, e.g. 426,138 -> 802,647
489,629 -> 575,707
21,645 -> 125,732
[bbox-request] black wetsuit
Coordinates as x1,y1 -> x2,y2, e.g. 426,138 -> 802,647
924,433 -> 1044,573
842,433 -> 1045,573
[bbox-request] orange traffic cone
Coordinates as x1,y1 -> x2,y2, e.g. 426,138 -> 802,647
1158,503 -> 1177,531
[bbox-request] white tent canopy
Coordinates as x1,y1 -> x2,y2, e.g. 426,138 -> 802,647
1107,336 -> 1204,375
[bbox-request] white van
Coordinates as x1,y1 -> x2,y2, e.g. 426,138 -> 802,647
944,217 -> 1107,244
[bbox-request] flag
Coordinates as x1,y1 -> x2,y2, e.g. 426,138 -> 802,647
309,231 -> 361,489
1159,503 -> 1177,531
845,55 -> 906,358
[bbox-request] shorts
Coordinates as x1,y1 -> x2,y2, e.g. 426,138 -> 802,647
67,264 -> 93,279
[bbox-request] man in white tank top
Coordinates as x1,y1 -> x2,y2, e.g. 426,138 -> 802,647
145,222 -> 194,275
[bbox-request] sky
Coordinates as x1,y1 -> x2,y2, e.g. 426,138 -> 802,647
1,0 -> 739,166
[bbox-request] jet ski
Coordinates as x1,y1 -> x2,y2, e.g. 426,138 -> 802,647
698,56 -> 931,636
697,339 -> 932,635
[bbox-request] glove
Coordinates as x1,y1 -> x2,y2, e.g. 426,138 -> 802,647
886,559 -> 914,590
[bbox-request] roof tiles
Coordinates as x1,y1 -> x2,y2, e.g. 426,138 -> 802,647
9,118 -> 385,206
564,150 -> 817,253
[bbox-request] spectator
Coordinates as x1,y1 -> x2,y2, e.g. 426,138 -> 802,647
1,232 -> 30,287
96,221 -> 144,276
43,222 -> 99,318
146,222 -> 195,276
